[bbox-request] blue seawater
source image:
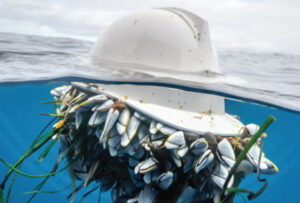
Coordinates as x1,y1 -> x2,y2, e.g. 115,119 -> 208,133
0,83 -> 299,202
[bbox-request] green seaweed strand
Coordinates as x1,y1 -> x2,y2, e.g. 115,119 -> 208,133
5,165 -> 21,203
40,113 -> 64,117
0,189 -> 4,203
226,187 -> 254,194
31,118 -> 57,148
0,129 -> 56,203
4,118 -> 57,203
27,176 -> 49,203
38,139 -> 57,163
2,184 -> 70,202
1,102 -> 62,203
0,157 -> 72,178
41,99 -> 63,104
238,192 -> 248,203
0,129 -> 55,185
79,185 -> 99,203
220,115 -> 275,201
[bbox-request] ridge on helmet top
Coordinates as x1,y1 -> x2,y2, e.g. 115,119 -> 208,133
91,7 -> 220,74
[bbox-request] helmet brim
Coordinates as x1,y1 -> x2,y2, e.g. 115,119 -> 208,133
72,82 -> 244,137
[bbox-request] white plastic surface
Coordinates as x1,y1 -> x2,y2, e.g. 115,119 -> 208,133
91,8 -> 220,74
72,82 -> 244,136
100,84 -> 243,136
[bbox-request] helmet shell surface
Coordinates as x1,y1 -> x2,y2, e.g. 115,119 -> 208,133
91,7 -> 220,74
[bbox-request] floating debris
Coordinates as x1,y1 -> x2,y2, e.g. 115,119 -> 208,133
0,6 -> 279,202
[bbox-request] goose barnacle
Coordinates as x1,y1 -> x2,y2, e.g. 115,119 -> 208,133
190,138 -> 208,155
194,149 -> 214,174
157,171 -> 174,190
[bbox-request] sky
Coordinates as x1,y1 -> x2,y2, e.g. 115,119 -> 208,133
0,0 -> 299,54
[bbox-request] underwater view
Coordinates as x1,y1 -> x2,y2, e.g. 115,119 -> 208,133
1,1 -> 300,203
1,83 -> 299,202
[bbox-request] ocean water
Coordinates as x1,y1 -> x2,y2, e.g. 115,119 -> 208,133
0,32 -> 300,202
1,32 -> 300,112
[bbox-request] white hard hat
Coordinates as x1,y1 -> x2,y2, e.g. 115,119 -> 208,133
90,7 -> 244,136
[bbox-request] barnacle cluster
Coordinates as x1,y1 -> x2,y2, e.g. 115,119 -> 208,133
46,82 -> 278,202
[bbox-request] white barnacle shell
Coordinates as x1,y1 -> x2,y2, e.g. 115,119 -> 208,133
194,149 -> 214,174
149,120 -> 158,134
87,94 -> 108,103
135,157 -> 158,174
177,145 -> 189,158
108,129 -> 121,147
108,146 -> 118,157
190,138 -> 208,155
70,94 -> 108,113
247,144 -> 278,174
137,124 -> 149,143
246,123 -> 260,136
99,108 -> 120,148
170,149 -> 182,167
157,171 -> 173,190
159,126 -> 176,136
127,197 -> 139,203
217,138 -> 235,167
92,99 -> 114,112
88,111 -> 107,126
164,131 -> 185,149
247,144 -> 268,170
116,108 -> 130,135
75,110 -> 83,130
121,115 -> 141,147
152,140 -> 164,147
260,157 -> 279,174
134,111 -> 148,121
119,108 -> 130,126
116,123 -> 126,135
211,162 -> 234,189
50,85 -> 71,98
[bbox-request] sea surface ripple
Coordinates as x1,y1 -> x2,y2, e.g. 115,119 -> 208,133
0,32 -> 299,112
